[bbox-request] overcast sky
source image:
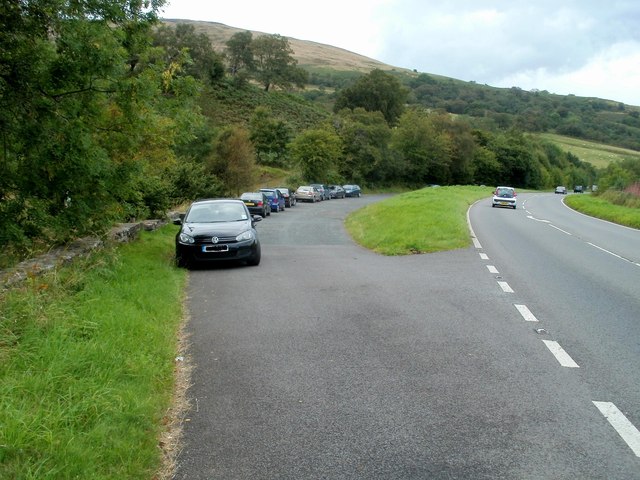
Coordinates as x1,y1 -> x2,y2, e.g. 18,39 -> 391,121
160,0 -> 640,106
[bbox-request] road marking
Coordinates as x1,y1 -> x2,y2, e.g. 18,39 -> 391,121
527,215 -> 551,223
542,340 -> 579,368
487,265 -> 499,274
514,304 -> 539,322
497,281 -> 514,293
472,236 -> 482,249
479,253 -> 489,260
593,401 -> 640,457
549,224 -> 572,235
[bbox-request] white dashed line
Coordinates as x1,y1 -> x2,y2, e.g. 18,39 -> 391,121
472,236 -> 482,249
549,224 -> 572,235
514,304 -> 539,322
588,242 -> 625,260
487,265 -> 499,274
593,401 -> 640,457
542,340 -> 579,368
497,281 -> 514,293
479,253 -> 489,260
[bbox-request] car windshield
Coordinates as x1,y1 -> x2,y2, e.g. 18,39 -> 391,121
496,188 -> 514,197
186,203 -> 248,223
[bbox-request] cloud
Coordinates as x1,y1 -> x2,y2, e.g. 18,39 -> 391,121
159,0 -> 640,105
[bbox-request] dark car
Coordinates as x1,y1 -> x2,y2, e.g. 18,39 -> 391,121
240,192 -> 271,218
260,188 -> 286,212
276,187 -> 296,207
343,184 -> 361,197
174,199 -> 261,267
310,184 -> 330,201
328,185 -> 345,198
573,185 -> 584,193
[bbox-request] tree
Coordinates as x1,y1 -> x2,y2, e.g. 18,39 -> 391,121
152,23 -> 225,85
249,107 -> 291,167
225,30 -> 254,76
289,127 -> 343,182
210,126 -> 256,196
334,69 -> 408,125
333,108 -> 393,183
251,34 -> 308,92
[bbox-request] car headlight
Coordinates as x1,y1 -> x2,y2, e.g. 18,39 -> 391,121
236,230 -> 254,242
178,232 -> 195,244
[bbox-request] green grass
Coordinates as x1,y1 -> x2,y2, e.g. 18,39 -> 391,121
538,133 -> 640,168
0,225 -> 186,479
345,186 -> 490,255
565,194 -> 640,229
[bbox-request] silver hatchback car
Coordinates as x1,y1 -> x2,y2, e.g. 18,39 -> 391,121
492,186 -> 517,209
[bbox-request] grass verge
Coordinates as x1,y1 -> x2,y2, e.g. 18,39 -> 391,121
0,224 -> 186,479
345,186 -> 490,255
564,194 -> 640,229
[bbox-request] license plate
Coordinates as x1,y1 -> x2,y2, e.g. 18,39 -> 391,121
245,202 -> 255,206
202,245 -> 229,252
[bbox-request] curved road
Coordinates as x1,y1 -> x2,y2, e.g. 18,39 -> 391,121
175,193 -> 640,479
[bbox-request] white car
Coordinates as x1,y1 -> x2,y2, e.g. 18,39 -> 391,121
492,186 -> 517,209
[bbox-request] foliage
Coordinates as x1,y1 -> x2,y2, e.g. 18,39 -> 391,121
152,23 -> 225,85
210,126 -> 257,196
249,107 -> 292,167
289,127 -> 344,183
225,30 -> 255,77
334,69 -> 408,125
251,34 -> 309,92
0,0 -> 217,260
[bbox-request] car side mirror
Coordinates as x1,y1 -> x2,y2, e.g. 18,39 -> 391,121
252,215 -> 263,224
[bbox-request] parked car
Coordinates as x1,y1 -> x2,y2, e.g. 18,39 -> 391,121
343,184 -> 361,197
260,188 -> 286,212
276,187 -> 296,207
310,183 -> 330,200
555,186 -> 567,194
295,185 -> 321,202
328,185 -> 345,198
174,199 -> 261,267
240,192 -> 271,218
492,186 -> 517,209
573,185 -> 584,193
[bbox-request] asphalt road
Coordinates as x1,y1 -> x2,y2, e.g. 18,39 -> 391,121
175,193 -> 640,479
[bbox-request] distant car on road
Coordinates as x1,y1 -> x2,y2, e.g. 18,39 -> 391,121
310,184 -> 330,201
295,185 -> 321,202
328,185 -> 345,198
240,192 -> 271,218
343,184 -> 361,197
174,198 -> 262,268
260,188 -> 286,212
492,186 -> 517,209
573,185 -> 584,193
555,186 -> 567,194
276,187 -> 296,207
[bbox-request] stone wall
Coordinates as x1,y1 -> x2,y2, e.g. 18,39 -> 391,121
1,218 -> 169,289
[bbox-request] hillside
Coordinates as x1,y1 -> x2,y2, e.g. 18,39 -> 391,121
162,19 -> 398,73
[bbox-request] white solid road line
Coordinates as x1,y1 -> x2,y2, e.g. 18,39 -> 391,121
542,340 -> 579,368
514,304 -> 539,322
487,265 -> 499,274
497,281 -> 514,293
593,401 -> 640,457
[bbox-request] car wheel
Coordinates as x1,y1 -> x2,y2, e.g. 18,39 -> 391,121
492,204 -> 495,208
247,244 -> 261,266
175,254 -> 189,269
